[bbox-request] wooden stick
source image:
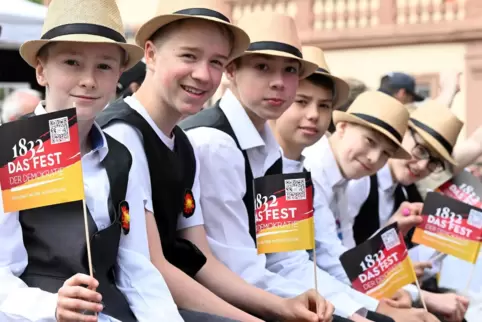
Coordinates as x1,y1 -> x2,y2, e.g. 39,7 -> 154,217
407,256 -> 427,311
312,221 -> 319,315
464,265 -> 476,294
414,276 -> 428,311
82,199 -> 94,277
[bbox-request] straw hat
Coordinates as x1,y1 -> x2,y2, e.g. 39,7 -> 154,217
302,46 -> 349,109
333,91 -> 411,159
236,12 -> 318,79
20,0 -> 143,70
409,100 -> 463,165
135,0 -> 250,61
404,103 -> 417,114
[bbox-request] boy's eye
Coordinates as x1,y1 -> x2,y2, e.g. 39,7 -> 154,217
365,136 -> 375,146
98,63 -> 112,70
211,60 -> 224,67
255,64 -> 268,71
286,66 -> 298,74
296,99 -> 308,106
318,103 -> 332,109
182,54 -> 196,60
65,59 -> 79,66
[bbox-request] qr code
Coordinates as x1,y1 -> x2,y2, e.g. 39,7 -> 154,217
381,228 -> 400,251
285,178 -> 306,201
49,116 -> 70,144
468,209 -> 482,229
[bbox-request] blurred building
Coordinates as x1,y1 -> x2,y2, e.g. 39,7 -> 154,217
42,0 -> 480,139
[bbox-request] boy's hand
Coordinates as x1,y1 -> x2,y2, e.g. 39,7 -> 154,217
280,289 -> 334,322
377,301 -> 441,322
381,289 -> 413,309
56,273 -> 103,322
413,261 -> 433,280
387,201 -> 423,236
425,292 -> 469,322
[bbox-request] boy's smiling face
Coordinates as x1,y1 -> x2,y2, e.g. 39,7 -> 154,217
333,122 -> 397,180
226,54 -> 300,123
272,77 -> 333,151
145,19 -> 232,117
36,42 -> 124,121
389,129 -> 445,186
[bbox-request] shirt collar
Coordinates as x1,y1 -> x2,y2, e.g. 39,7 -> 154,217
35,101 -> 108,161
318,136 -> 345,188
378,163 -> 398,192
220,89 -> 267,150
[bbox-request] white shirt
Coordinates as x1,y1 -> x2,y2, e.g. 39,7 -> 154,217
302,138 -> 379,312
186,90 -> 372,318
346,164 -> 440,301
0,104 -> 182,322
303,137 -> 358,267
103,95 -> 204,230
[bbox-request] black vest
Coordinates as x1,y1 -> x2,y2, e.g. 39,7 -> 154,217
97,100 -> 207,277
19,125 -> 135,321
180,102 -> 283,242
353,173 -> 423,248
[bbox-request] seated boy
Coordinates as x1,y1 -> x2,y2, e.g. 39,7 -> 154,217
0,0 -> 183,321
347,101 -> 469,321
303,90 -> 441,322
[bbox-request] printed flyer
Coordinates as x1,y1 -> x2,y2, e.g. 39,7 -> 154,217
340,223 -> 417,299
0,108 -> 84,212
254,172 -> 314,254
412,192 -> 482,263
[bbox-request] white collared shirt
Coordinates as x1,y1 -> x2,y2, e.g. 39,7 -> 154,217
303,137 -> 379,312
347,164 -> 441,301
103,95 -> 204,230
186,90 -> 372,318
0,103 -> 182,322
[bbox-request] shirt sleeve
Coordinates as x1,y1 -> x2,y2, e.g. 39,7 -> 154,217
177,146 -> 204,230
186,127 -> 313,298
0,209 -> 58,321
115,164 -> 183,321
312,178 -> 352,284
311,179 -> 380,314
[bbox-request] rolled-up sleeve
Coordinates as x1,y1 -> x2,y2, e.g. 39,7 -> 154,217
116,166 -> 183,321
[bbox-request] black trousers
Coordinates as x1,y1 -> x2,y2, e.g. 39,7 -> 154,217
179,309 -> 241,321
367,310 -> 395,322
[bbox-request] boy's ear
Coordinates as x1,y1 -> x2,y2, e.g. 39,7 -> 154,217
335,121 -> 348,137
224,61 -> 237,81
144,41 -> 157,72
35,58 -> 48,87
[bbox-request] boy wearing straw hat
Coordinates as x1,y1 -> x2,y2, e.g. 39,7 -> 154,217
303,91 -> 442,322
0,0 -> 186,321
99,2 -> 333,321
268,47 -> 433,322
180,14 -> 398,322
347,101 -> 469,321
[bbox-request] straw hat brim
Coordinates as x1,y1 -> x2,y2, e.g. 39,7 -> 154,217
135,15 -> 250,61
313,70 -> 349,109
333,110 -> 411,159
20,34 -> 144,71
242,49 -> 318,79
409,120 -> 457,166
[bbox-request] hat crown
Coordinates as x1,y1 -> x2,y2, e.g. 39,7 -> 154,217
42,0 -> 125,37
155,0 -> 232,21
302,46 -> 330,73
237,12 -> 301,50
410,100 -> 463,147
347,91 -> 409,138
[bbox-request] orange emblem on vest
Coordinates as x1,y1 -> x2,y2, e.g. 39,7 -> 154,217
183,190 -> 195,218
120,201 -> 130,235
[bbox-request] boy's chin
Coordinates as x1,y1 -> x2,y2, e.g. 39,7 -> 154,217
177,103 -> 204,116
